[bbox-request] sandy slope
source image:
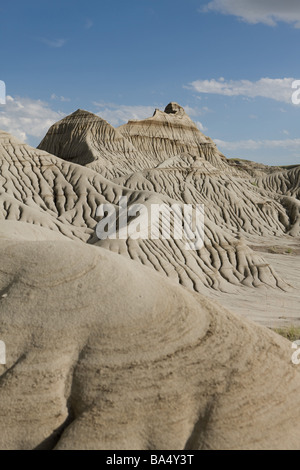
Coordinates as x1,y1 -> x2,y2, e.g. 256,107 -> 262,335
212,236 -> 300,327
1,237 -> 300,450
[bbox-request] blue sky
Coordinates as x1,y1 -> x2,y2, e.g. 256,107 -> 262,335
1,0 -> 300,165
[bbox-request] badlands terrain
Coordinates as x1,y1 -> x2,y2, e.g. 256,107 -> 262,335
0,102 -> 299,449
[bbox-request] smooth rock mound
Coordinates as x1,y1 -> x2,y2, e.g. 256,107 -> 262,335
0,237 -> 299,450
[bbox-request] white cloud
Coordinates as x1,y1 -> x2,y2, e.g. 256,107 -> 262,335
93,102 -> 211,128
0,81 -> 5,105
187,77 -> 297,104
202,0 -> 300,27
50,94 -> 70,102
215,138 -> 300,151
93,102 -> 157,127
40,38 -> 67,48
184,105 -> 212,117
195,121 -> 207,132
0,96 -> 65,143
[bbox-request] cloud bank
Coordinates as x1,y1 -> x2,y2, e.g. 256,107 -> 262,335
202,0 -> 300,27
93,103 -> 158,127
187,77 -> 296,103
215,138 -> 300,151
0,96 -> 65,142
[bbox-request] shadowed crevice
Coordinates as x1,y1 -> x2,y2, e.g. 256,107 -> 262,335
184,401 -> 215,450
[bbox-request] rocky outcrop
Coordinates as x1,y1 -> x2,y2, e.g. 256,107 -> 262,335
118,103 -> 229,170
256,166 -> 300,199
0,130 -> 288,293
37,109 -> 150,179
115,153 -> 294,237
38,104 -> 231,176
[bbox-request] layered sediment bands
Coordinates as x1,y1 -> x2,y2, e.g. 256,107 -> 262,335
0,240 -> 299,450
37,110 -> 151,179
38,105 -> 230,178
0,131 -> 288,293
118,103 -> 229,171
